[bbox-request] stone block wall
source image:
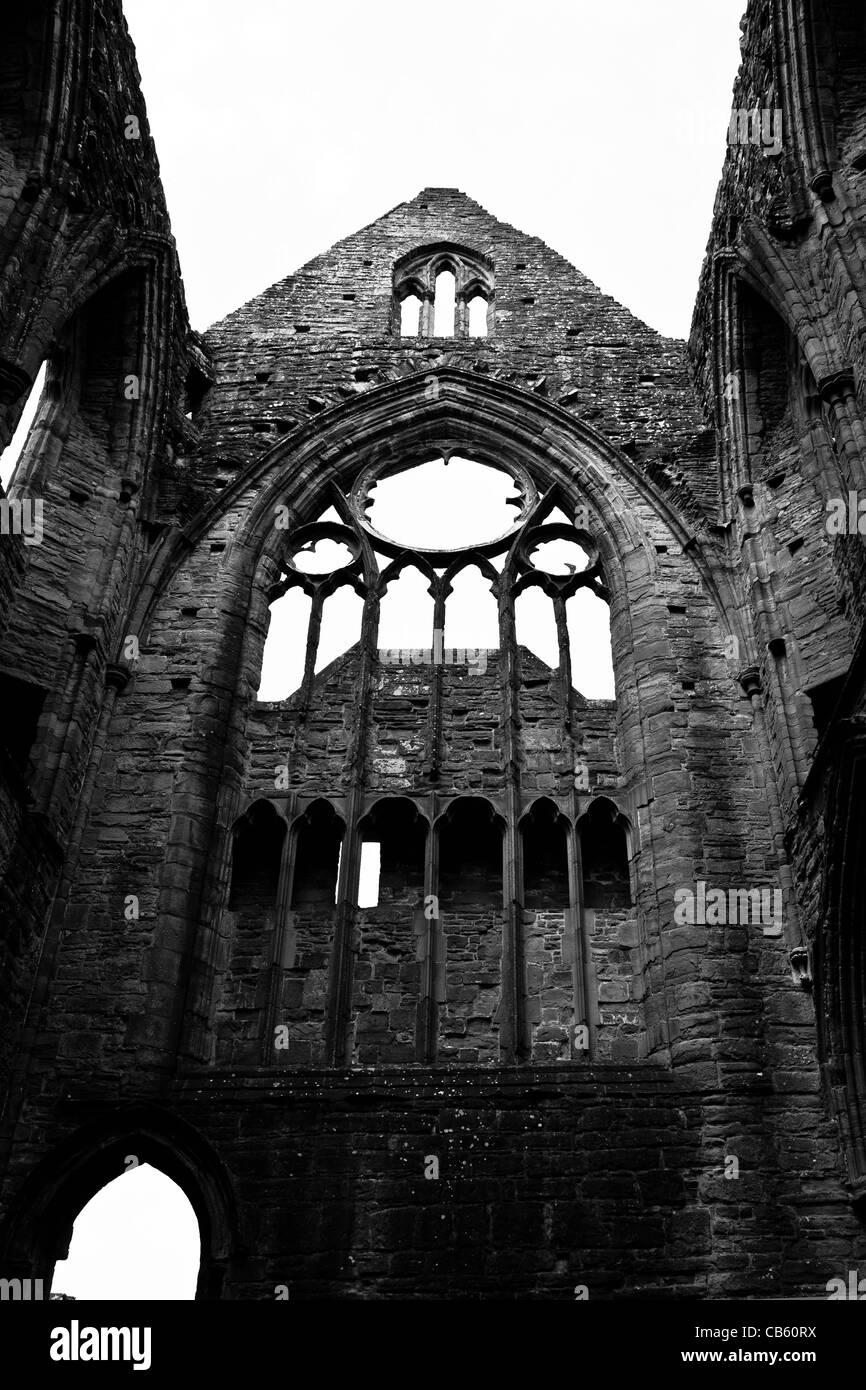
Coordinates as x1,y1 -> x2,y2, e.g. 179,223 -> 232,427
1,0 -> 866,1300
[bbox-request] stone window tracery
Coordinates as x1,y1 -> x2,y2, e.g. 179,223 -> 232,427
257,452 -> 612,706
233,444 -> 629,1068
394,245 -> 494,339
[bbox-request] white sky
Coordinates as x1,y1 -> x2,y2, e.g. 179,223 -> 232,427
11,1 -> 747,1297
125,0 -> 746,340
51,1165 -> 199,1301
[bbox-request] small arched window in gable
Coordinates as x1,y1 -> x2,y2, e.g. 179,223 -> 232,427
399,293 -> 422,337
392,245 -> 494,340
433,269 -> 456,337
467,293 -> 488,338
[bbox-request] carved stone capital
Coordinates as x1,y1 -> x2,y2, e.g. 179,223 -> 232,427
105,664 -> 131,692
810,169 -> 835,202
817,368 -> 857,405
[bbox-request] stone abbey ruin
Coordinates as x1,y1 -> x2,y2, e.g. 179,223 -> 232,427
1,0 -> 866,1299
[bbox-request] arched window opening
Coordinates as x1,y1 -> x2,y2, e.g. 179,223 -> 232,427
217,800 -> 287,1063
738,283 -> 791,455
292,801 -> 344,911
438,798 -> 504,1063
439,800 -> 504,899
443,566 -> 499,651
399,294 -> 422,337
76,273 -> 142,470
51,1164 -> 200,1300
269,801 -> 344,1067
579,799 -> 634,1057
353,798 -> 427,1064
521,800 -> 572,1062
259,588 -> 311,701
522,799 -> 569,911
360,799 -> 426,899
566,589 -> 614,698
515,588 -> 559,668
367,456 -> 521,550
184,362 -> 211,422
433,269 -> 456,337
377,566 -> 434,654
1,270 -> 143,533
579,800 -> 630,909
467,294 -> 488,338
228,801 -> 285,912
1,362 -> 46,490
315,586 -> 363,673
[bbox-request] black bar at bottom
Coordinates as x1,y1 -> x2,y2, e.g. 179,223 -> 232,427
1,1297 -> 861,1379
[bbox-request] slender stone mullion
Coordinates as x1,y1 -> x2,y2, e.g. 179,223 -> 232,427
299,588 -> 324,714
262,798 -> 298,1062
502,794 -> 523,1063
566,823 -> 590,1059
416,794 -> 440,1061
324,586 -> 379,1065
554,592 -> 586,1057
718,268 -> 748,515
498,577 -> 523,1062
425,585 -> 446,779
553,593 -> 572,732
326,821 -> 362,1066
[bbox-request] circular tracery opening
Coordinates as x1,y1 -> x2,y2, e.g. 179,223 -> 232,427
529,538 -> 590,575
359,455 -> 528,552
517,523 -> 601,584
284,523 -> 359,578
291,538 -> 355,574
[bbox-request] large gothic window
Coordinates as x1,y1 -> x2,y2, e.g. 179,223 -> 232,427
235,442 -> 628,1068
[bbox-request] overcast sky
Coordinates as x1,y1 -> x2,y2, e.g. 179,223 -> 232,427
45,1 -> 747,1299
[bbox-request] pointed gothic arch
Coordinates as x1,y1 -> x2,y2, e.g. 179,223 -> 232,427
0,1107 -> 237,1299
114,368 -> 756,1070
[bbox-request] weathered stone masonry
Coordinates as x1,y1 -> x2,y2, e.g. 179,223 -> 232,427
0,0 -> 865,1298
